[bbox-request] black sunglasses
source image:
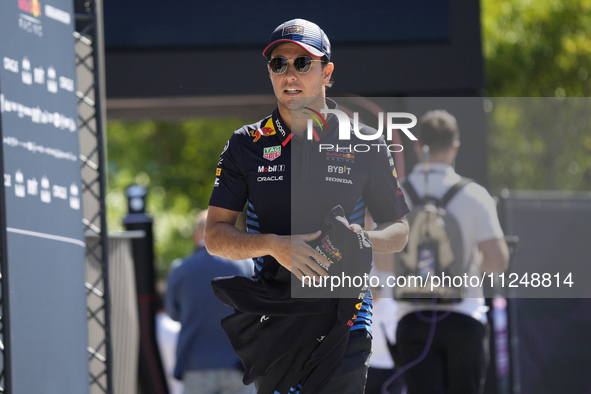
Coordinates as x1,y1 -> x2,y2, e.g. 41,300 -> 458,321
268,56 -> 325,74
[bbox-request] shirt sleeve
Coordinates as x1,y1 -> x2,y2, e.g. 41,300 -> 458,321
364,143 -> 410,223
208,133 -> 248,212
467,183 -> 505,243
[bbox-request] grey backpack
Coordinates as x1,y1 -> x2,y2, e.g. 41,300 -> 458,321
394,178 -> 471,303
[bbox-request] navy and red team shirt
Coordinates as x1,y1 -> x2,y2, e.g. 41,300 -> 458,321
209,99 -> 410,332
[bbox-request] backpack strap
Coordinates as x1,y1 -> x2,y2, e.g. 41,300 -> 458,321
439,177 -> 472,208
401,179 -> 422,206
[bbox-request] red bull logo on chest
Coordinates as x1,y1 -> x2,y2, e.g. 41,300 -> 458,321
251,118 -> 276,142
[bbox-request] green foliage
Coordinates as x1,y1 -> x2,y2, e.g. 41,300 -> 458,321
486,98 -> 591,194
481,0 -> 591,194
482,0 -> 591,97
106,118 -> 252,277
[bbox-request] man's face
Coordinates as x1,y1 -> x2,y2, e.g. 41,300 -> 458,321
268,43 -> 334,112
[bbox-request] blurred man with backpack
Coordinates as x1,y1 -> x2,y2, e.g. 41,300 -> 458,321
394,110 -> 509,394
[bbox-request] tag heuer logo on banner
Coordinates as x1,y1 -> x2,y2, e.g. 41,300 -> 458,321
263,146 -> 281,161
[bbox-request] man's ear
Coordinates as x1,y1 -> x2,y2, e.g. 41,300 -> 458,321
323,62 -> 334,84
450,139 -> 461,158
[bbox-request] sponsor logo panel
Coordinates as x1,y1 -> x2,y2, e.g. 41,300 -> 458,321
263,145 -> 281,161
258,164 -> 285,173
18,0 -> 43,37
327,165 -> 351,175
44,4 -> 71,25
274,118 -> 286,138
323,147 -> 355,163
251,118 -> 275,142
217,141 -> 229,166
391,166 -> 403,194
322,235 -> 342,261
282,25 -> 304,36
325,177 -> 353,185
257,175 -> 284,182
3,57 -> 74,93
19,0 -> 42,18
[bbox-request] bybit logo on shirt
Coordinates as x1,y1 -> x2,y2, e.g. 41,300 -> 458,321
327,165 -> 351,175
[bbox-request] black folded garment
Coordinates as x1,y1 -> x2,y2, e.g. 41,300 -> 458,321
211,205 -> 373,394
295,204 -> 374,299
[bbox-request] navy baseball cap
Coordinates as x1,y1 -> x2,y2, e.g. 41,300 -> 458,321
263,18 -> 331,60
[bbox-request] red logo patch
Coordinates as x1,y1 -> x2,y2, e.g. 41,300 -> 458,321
251,119 -> 276,142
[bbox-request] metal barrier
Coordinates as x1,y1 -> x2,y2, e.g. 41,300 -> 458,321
75,0 -> 112,392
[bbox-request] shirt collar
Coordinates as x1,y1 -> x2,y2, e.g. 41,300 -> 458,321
411,162 -> 456,176
271,98 -> 340,146
271,108 -> 293,146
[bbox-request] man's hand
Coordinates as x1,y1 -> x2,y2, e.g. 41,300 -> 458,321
349,223 -> 365,237
270,231 -> 332,283
350,219 -> 409,253
205,206 -> 332,283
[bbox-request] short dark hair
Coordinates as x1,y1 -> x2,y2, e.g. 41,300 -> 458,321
417,110 -> 460,153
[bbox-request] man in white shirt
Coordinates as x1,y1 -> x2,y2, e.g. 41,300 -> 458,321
396,110 -> 509,394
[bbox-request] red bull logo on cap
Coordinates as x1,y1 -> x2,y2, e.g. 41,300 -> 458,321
283,25 -> 304,36
251,118 -> 276,142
